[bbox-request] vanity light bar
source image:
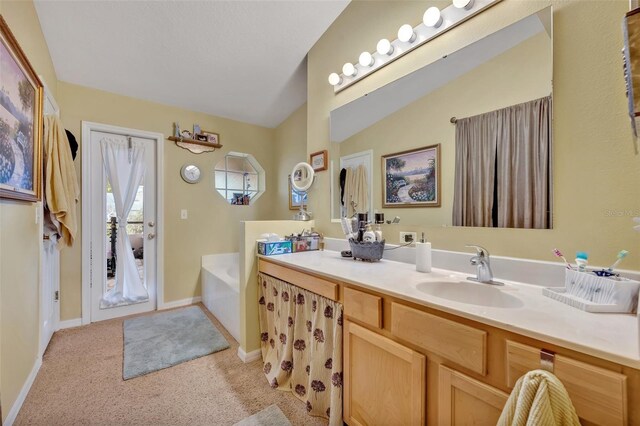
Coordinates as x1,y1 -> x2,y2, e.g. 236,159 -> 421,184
328,0 -> 502,93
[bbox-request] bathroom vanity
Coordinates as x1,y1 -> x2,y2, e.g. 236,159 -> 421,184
258,251 -> 640,425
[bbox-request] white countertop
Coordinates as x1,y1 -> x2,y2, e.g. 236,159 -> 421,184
260,250 -> 640,369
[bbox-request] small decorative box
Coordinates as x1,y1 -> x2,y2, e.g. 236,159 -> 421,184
257,240 -> 292,256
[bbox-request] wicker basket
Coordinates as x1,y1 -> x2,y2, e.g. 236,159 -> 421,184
349,239 -> 385,262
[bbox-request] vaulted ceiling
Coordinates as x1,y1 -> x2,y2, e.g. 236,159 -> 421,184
35,0 -> 350,127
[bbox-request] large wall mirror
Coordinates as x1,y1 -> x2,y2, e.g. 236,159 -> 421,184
330,7 -> 552,229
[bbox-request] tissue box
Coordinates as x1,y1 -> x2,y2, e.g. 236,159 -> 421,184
257,240 -> 292,256
286,235 -> 320,252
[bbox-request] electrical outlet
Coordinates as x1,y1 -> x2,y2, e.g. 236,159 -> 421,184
399,232 -> 417,244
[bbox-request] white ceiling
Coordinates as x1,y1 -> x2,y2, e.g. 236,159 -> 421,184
34,0 -> 349,128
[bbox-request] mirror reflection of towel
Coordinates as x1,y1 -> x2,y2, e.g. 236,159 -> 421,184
343,165 -> 368,218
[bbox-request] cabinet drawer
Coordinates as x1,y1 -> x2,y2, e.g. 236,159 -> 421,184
258,259 -> 338,301
506,340 -> 628,426
343,287 -> 382,328
391,302 -> 487,375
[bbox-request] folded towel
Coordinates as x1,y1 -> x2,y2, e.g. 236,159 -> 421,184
498,369 -> 580,426
44,115 -> 80,247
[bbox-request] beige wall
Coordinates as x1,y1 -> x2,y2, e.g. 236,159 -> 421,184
274,103 -> 307,220
336,31 -> 551,227
0,0 -> 58,420
308,0 -> 640,270
57,81 -> 279,320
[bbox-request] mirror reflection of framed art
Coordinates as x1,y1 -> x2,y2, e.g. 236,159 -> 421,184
288,177 -> 307,210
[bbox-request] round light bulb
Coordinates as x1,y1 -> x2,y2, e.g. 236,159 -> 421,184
453,0 -> 474,9
358,51 -> 374,67
398,24 -> 416,43
328,72 -> 342,86
423,7 -> 443,28
342,62 -> 357,77
376,38 -> 394,56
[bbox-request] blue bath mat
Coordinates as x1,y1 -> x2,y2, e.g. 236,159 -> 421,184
123,306 -> 230,380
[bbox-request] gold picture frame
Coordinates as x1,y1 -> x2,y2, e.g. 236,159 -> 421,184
0,15 -> 43,202
382,144 -> 441,208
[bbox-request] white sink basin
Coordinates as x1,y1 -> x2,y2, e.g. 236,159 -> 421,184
416,280 -> 524,308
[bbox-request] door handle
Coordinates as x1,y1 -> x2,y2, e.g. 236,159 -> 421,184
147,232 -> 156,240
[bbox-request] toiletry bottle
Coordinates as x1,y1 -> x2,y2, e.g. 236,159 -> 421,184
363,224 -> 376,242
357,222 -> 365,242
575,251 -> 588,273
374,223 -> 383,242
416,232 -> 432,273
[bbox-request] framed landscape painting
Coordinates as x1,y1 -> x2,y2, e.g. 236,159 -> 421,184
0,16 -> 43,202
382,144 -> 440,208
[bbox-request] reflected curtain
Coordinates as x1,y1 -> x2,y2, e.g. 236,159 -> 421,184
452,96 -> 551,229
258,273 -> 343,426
452,113 -> 497,227
496,96 -> 551,228
100,138 -> 148,308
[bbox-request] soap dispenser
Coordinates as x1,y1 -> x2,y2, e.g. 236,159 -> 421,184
416,232 -> 432,273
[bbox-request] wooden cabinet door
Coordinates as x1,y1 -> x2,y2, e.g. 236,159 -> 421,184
438,366 -> 509,425
344,320 -> 426,426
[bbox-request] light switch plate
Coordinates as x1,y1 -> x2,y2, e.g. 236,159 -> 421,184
181,209 -> 188,219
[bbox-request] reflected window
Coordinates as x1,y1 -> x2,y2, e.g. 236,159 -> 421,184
214,152 -> 265,205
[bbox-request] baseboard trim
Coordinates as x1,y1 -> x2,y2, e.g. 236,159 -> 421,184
158,296 -> 202,310
237,347 -> 262,363
4,356 -> 42,426
56,318 -> 82,331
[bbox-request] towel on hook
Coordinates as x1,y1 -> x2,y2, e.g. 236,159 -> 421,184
497,369 -> 580,426
44,115 -> 80,247
343,165 -> 369,218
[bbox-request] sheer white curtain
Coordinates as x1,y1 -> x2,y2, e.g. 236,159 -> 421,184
100,138 -> 148,308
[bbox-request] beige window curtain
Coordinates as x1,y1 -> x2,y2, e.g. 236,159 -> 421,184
258,273 -> 343,426
452,96 -> 552,229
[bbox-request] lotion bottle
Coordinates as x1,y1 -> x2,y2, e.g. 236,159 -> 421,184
416,232 -> 432,273
363,224 -> 376,242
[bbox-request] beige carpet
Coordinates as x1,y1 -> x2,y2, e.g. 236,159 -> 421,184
15,304 -> 327,426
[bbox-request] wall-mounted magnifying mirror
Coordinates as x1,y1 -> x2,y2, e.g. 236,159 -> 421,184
291,162 -> 315,221
329,7 -> 552,229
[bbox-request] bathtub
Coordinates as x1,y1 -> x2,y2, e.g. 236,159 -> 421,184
201,253 -> 240,343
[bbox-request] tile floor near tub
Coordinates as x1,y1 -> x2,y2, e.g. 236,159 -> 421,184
15,304 -> 327,426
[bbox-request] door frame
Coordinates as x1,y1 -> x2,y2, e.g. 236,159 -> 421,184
81,121 -> 165,325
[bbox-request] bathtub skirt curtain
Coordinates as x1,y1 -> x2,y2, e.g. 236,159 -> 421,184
258,273 -> 343,426
100,138 -> 148,308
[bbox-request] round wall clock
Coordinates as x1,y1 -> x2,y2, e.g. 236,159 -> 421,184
180,164 -> 201,184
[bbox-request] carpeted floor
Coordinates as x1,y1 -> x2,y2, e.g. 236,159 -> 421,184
14,304 -> 327,426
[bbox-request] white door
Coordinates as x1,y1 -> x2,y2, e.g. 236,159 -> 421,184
88,130 -> 157,321
40,234 -> 59,355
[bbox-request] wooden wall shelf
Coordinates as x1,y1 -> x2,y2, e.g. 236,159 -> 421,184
168,136 -> 223,149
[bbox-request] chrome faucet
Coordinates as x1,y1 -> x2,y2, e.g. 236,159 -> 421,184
466,244 -> 503,286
